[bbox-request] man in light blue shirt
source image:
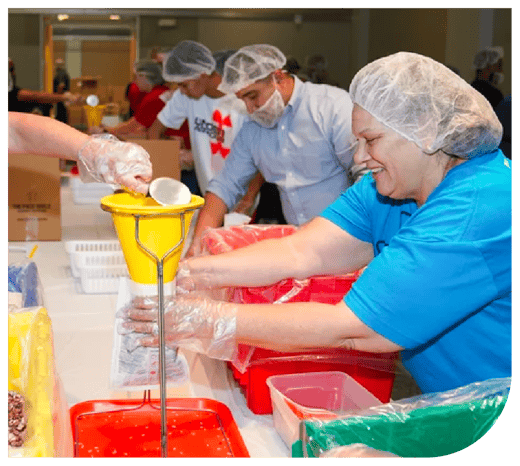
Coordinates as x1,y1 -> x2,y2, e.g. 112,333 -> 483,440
189,44 -> 356,250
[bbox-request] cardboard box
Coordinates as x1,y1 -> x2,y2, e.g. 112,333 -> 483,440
125,139 -> 181,181
8,154 -> 62,241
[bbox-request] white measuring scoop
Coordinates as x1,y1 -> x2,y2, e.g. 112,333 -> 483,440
148,178 -> 192,206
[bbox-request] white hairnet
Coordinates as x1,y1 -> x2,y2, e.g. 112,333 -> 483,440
218,44 -> 286,94
162,40 -> 216,82
349,52 -> 502,159
473,46 -> 504,69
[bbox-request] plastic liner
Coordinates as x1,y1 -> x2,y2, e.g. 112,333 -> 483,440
294,377 -> 510,458
8,306 -> 73,457
70,394 -> 250,457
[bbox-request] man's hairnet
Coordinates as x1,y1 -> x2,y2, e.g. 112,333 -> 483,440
473,46 -> 504,70
349,52 -> 502,159
218,44 -> 286,94
134,60 -> 164,87
162,40 -> 216,82
213,49 -> 236,76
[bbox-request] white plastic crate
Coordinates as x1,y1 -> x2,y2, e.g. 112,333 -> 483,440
78,264 -> 129,294
65,240 -> 128,293
70,177 -> 114,205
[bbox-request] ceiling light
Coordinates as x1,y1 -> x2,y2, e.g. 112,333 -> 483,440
57,14 -> 69,21
110,15 -> 120,20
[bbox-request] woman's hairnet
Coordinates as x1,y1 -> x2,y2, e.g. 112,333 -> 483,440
218,44 -> 286,94
473,46 -> 504,70
349,52 -> 502,159
162,40 -> 216,82
134,60 -> 164,87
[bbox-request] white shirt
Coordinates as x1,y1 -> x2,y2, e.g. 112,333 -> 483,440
207,77 -> 357,225
158,90 -> 248,194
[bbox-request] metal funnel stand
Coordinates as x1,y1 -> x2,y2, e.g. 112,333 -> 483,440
132,211 -> 187,458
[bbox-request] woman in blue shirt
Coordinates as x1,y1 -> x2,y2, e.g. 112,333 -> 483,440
123,52 -> 511,395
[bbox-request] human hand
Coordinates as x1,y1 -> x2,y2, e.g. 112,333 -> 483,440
87,125 -> 105,135
63,92 -> 84,106
118,294 -> 237,360
77,134 -> 152,194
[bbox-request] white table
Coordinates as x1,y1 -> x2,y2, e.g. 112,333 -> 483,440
8,180 -> 289,458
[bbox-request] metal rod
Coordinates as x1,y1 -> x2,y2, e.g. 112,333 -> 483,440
132,212 -> 188,458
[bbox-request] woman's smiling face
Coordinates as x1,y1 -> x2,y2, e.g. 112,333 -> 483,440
352,104 -> 435,204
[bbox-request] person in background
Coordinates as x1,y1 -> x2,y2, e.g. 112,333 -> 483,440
149,40 -> 264,214
9,111 -> 152,194
188,44 -> 357,255
52,58 -> 71,123
471,46 -> 505,109
9,58 -> 81,114
495,94 -> 511,159
92,60 -> 172,138
298,53 -> 340,87
122,52 -> 510,396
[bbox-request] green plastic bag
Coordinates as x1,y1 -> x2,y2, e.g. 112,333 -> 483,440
295,377 -> 509,458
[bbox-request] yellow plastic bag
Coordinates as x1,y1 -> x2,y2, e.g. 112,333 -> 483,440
8,307 -> 73,457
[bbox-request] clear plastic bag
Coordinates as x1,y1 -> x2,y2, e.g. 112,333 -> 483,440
296,377 -> 510,458
8,306 -> 73,457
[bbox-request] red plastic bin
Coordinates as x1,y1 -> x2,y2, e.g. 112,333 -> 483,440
200,225 -> 398,415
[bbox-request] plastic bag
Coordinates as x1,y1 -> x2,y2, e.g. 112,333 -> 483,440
110,278 -> 190,390
8,306 -> 73,457
8,259 -> 44,310
296,377 -> 510,458
197,224 -> 364,373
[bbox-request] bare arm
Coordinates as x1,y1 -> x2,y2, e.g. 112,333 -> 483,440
232,172 -> 265,215
236,299 -> 403,353
187,192 -> 229,257
147,118 -> 168,139
16,89 -> 73,105
8,112 -> 88,160
182,216 -> 374,287
105,117 -> 146,138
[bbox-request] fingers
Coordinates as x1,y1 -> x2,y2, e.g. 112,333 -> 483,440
121,320 -> 158,334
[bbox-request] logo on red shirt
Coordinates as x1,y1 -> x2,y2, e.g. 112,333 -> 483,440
210,109 -> 232,159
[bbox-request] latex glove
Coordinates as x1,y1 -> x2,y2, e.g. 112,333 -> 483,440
77,134 -> 152,194
119,295 -> 238,361
320,444 -> 399,458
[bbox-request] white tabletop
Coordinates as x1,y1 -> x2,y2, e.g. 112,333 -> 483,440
8,180 -> 289,458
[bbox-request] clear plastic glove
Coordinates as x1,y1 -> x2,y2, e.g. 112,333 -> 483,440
320,443 -> 399,458
118,295 -> 238,361
77,134 -> 152,194
179,148 -> 194,171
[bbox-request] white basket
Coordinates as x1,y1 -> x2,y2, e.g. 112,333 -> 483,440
78,264 -> 129,294
65,240 -> 128,293
70,177 -> 114,205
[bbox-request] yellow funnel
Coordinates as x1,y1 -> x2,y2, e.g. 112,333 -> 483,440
100,192 -> 204,291
83,104 -> 106,128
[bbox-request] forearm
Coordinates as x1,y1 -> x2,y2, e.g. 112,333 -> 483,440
191,191 -> 229,244
8,112 -> 88,160
147,118 -> 167,139
236,300 -> 403,353
17,89 -> 69,105
107,118 -> 145,138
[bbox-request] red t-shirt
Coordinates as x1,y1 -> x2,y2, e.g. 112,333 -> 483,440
126,82 -> 146,113
133,85 -> 190,149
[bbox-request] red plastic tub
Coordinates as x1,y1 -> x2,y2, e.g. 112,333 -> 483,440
200,225 -> 398,415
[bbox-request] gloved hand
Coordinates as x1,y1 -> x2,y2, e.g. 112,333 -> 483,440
119,294 -> 238,361
77,134 -> 152,194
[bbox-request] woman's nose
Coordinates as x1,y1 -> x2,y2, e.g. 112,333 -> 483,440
353,141 -> 369,165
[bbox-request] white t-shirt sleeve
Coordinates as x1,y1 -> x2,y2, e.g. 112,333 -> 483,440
157,90 -> 189,130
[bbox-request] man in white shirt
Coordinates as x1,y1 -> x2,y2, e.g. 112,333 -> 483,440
149,41 -> 263,214
190,44 -> 357,251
